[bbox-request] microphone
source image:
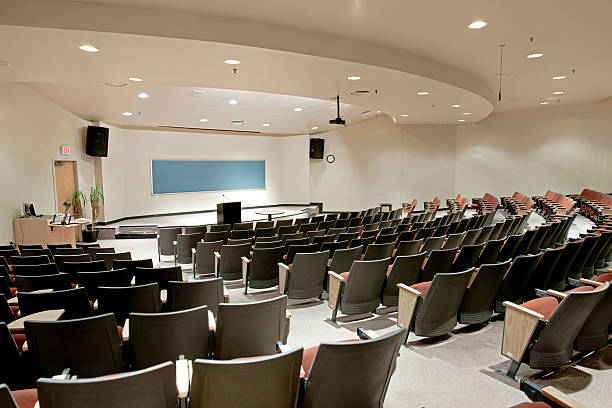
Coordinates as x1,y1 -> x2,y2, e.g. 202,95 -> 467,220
222,194 -> 232,202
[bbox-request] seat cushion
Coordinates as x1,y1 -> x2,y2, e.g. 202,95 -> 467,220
340,272 -> 350,280
593,272 -> 612,283
10,287 -> 17,296
12,333 -> 26,352
11,388 -> 38,408
386,265 -> 393,275
302,339 -> 361,378
10,305 -> 19,318
520,297 -> 559,321
411,281 -> 432,298
565,286 -> 594,294
509,403 -> 551,408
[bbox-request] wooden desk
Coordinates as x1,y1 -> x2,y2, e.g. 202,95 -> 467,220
13,217 -> 81,247
8,309 -> 64,332
255,209 -> 285,221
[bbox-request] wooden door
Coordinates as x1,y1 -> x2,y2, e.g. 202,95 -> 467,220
54,160 -> 78,213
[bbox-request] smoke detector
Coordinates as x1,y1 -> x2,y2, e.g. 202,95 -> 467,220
228,120 -> 245,126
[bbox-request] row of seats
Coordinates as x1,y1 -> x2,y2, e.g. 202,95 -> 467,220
534,190 -> 577,217
502,191 -> 535,215
471,192 -> 500,216
447,193 -> 469,214
570,188 -> 612,224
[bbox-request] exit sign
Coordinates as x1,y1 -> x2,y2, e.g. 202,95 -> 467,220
61,145 -> 71,155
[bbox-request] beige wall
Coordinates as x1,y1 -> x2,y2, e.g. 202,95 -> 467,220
0,83 -> 95,243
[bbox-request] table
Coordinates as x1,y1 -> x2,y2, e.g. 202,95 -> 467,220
7,309 -> 65,332
255,209 -> 286,221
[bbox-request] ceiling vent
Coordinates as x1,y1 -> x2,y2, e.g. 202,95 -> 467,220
349,89 -> 378,96
190,90 -> 205,97
360,110 -> 372,115
228,120 -> 245,126
104,82 -> 128,88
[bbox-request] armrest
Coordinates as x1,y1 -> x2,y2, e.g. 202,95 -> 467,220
276,342 -> 292,353
542,386 -> 589,408
278,263 -> 290,294
501,301 -> 544,362
241,256 -> 250,285
214,252 -> 221,277
580,278 -> 604,287
122,318 -> 130,341
208,310 -> 216,332
214,251 -> 221,260
173,241 -> 177,246
176,358 -> 191,399
546,289 -> 567,299
191,248 -> 196,254
327,271 -> 344,310
396,283 -> 421,329
361,329 -> 380,340
223,286 -> 230,303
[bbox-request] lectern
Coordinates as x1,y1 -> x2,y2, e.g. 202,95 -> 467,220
217,201 -> 242,225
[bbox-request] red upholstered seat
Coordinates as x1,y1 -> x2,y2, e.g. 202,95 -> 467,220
411,281 -> 432,298
520,297 -> 559,321
301,339 -> 362,377
11,388 -> 38,408
10,305 -> 19,318
10,287 -> 17,296
565,286 -> 594,294
12,333 -> 26,352
392,248 -> 397,257
340,272 -> 350,280
468,271 -> 477,287
386,265 -> 393,275
509,403 -> 551,408
593,272 -> 612,283
116,325 -> 124,341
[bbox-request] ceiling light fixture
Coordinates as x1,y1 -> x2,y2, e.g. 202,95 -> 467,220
128,77 -> 143,82
401,114 -> 409,117
462,112 -> 471,116
122,112 -> 133,117
228,99 -> 238,105
527,53 -> 544,59
79,44 -> 99,52
552,91 -> 564,95
199,118 -> 209,123
451,104 -> 461,108
137,92 -> 149,99
540,101 -> 550,105
347,76 -> 361,81
311,126 -> 319,130
294,107 -> 303,112
468,20 -> 487,29
552,75 -> 567,80
224,59 -> 240,65
261,123 -> 270,127
417,91 -> 430,95
458,119 -> 466,122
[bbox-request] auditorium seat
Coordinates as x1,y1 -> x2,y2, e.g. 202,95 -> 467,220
451,243 -> 484,273
546,240 -> 582,291
11,263 -> 59,277
254,239 -> 283,248
97,251 -> 132,270
328,258 -> 389,322
421,236 -> 445,256
18,244 -> 44,252
193,240 -> 223,278
320,240 -> 349,258
419,248 -> 458,282
18,287 -> 91,320
157,227 -> 182,261
215,295 -> 290,359
381,252 -> 427,306
497,234 -> 524,263
460,228 -> 482,247
0,325 -> 28,391
566,235 -> 599,281
494,253 -> 542,312
77,269 -> 130,301
242,246 -> 285,294
458,261 -> 510,325
54,254 -> 92,272
19,248 -> 54,261
362,242 -> 394,261
278,251 -> 329,300
284,243 -> 319,265
215,243 -> 252,281
175,234 -> 201,265
227,238 -> 252,246
234,221 -> 254,230
574,279 -> 612,352
134,266 -> 183,290
443,231 -> 466,250
0,249 -> 20,265
397,269 -> 472,338
328,245 -> 363,274
11,255 -> 52,266
98,283 -> 162,326
229,228 -> 253,240
477,238 -> 505,266
166,278 -> 225,315
63,260 -> 107,282
15,273 -> 72,293
522,246 -> 565,300
209,223 -> 231,232
394,239 -> 423,258
53,247 -> 85,256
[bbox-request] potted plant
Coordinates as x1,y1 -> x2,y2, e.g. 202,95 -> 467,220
67,190 -> 86,218
82,185 -> 104,242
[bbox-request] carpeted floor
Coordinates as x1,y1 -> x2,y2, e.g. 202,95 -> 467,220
100,210 -> 610,408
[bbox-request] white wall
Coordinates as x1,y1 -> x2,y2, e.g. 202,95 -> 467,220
0,83 -> 95,243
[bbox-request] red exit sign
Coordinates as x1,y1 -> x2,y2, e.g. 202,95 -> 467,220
61,145 -> 71,155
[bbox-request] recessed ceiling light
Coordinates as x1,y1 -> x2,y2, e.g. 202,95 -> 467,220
462,112 -> 471,116
552,91 -> 564,95
0,61 -> 12,67
228,99 -> 238,105
347,76 -> 361,81
261,123 -> 270,127
199,118 -> 209,123
224,59 -> 240,65
468,20 -> 487,29
401,114 -> 409,117
294,107 -> 303,112
540,101 -> 550,105
417,91 -> 430,95
122,112 -> 133,117
527,53 -> 544,59
128,77 -> 143,82
311,126 -> 319,130
457,119 -> 466,122
376,110 -> 381,114
552,75 -> 567,80
137,92 -> 149,99
451,104 -> 461,108
79,44 -> 99,52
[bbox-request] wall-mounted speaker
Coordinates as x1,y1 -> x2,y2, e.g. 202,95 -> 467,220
309,138 -> 324,159
85,126 -> 109,157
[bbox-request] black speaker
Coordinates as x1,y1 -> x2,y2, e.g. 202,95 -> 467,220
85,126 -> 109,157
309,138 -> 324,159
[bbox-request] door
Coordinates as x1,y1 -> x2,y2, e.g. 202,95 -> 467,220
54,160 -> 78,214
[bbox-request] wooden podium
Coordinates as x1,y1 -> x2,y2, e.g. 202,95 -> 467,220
13,217 -> 81,247
216,202 -> 241,226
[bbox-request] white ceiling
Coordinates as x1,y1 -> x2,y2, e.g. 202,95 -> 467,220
1,0 -> 611,133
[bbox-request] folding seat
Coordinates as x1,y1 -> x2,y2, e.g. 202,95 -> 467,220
350,237 -> 375,249
419,248 -> 458,282
359,229 -> 378,240
234,221 -> 254,230
0,276 -> 14,304
451,243 -> 484,273
363,223 -> 379,232
96,251 -> 132,270
541,221 -> 561,249
25,313 -> 123,378
446,220 -> 460,236
522,246 -> 565,299
514,228 -> 538,256
488,221 -> 505,241
464,216 -> 479,231
397,269 -> 472,338
421,236 -> 445,257
527,224 -> 551,255
298,223 -> 318,234
328,258 -> 389,322
497,234 -> 524,262
242,246 -> 285,294
333,218 -> 350,228
280,232 -> 303,245
573,278 -> 612,352
20,248 -> 54,260
283,237 -> 310,254
254,239 -> 283,248
328,246 -> 363,274
379,220 -> 392,229
18,287 -> 91,320
156,227 -> 181,261
461,228 -> 482,247
53,247 -> 85,256
110,259 -> 153,281
184,226 -> 207,239
98,283 -> 162,327
204,230 -> 230,243
87,247 -> 115,260
11,263 -> 59,277
455,218 -> 470,234
15,274 -> 72,293
310,215 -> 325,224
255,236 -> 279,243
0,324 -> 28,390
135,266 -> 183,290
394,239 -> 423,258
375,233 -> 397,244
347,225 -> 364,234
415,227 -> 435,240
36,362 -> 177,408
209,223 -> 231,232
54,254 -> 92,272
325,213 -> 339,221
546,240 -> 583,291
499,284 -> 608,379
474,224 -> 495,246
363,242 -> 394,261
192,240 -> 223,278
306,229 -> 326,241
411,221 -> 426,231
77,269 -> 130,301
11,255 -> 52,266
396,229 -> 417,244
166,278 -> 224,315
128,306 -> 211,369
229,228 -> 253,240
189,349 -> 301,407
566,234 -> 599,280
396,222 -> 413,233
18,244 -> 44,251
317,220 -> 334,231
63,260 -> 107,282
581,231 -> 611,278
0,249 -> 20,265
312,234 -> 335,249
326,227 -> 345,240
278,251 -> 329,300
432,224 -> 450,238
294,217 -> 310,226
320,240 -> 349,258
284,243 -> 319,265
299,329 -> 406,408
494,253 -> 542,312
497,218 -> 514,240
215,295 -> 290,359
458,261 -> 511,324
75,242 -> 100,250
476,238 -> 505,266
379,226 -> 396,236
381,252 -> 427,306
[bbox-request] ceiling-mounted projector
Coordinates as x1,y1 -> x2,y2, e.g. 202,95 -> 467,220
329,94 -> 346,125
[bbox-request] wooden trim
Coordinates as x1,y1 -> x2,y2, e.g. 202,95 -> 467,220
397,284 -> 420,329
241,256 -> 250,286
278,263 -> 290,294
327,271 -> 344,310
122,318 -> 130,341
176,359 -> 191,398
501,301 -> 544,362
546,289 -> 567,299
542,386 -> 589,408
579,278 -> 604,287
